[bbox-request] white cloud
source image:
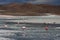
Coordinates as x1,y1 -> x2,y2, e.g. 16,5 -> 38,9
28,0 -> 53,4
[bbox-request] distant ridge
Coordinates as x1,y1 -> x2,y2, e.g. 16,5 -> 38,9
0,3 -> 60,16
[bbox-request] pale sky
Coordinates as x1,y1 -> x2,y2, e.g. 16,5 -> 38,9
0,0 -> 60,5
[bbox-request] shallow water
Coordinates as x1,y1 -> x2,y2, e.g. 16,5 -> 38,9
0,16 -> 60,40
0,23 -> 60,40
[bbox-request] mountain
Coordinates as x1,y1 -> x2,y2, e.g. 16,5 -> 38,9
0,3 -> 60,16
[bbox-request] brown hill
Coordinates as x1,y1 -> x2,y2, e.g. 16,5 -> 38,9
0,3 -> 60,16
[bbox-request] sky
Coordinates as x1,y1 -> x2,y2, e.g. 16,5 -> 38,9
0,0 -> 60,5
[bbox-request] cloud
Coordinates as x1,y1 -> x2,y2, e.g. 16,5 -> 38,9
28,0 -> 57,4
27,0 -> 60,5
28,0 -> 53,3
